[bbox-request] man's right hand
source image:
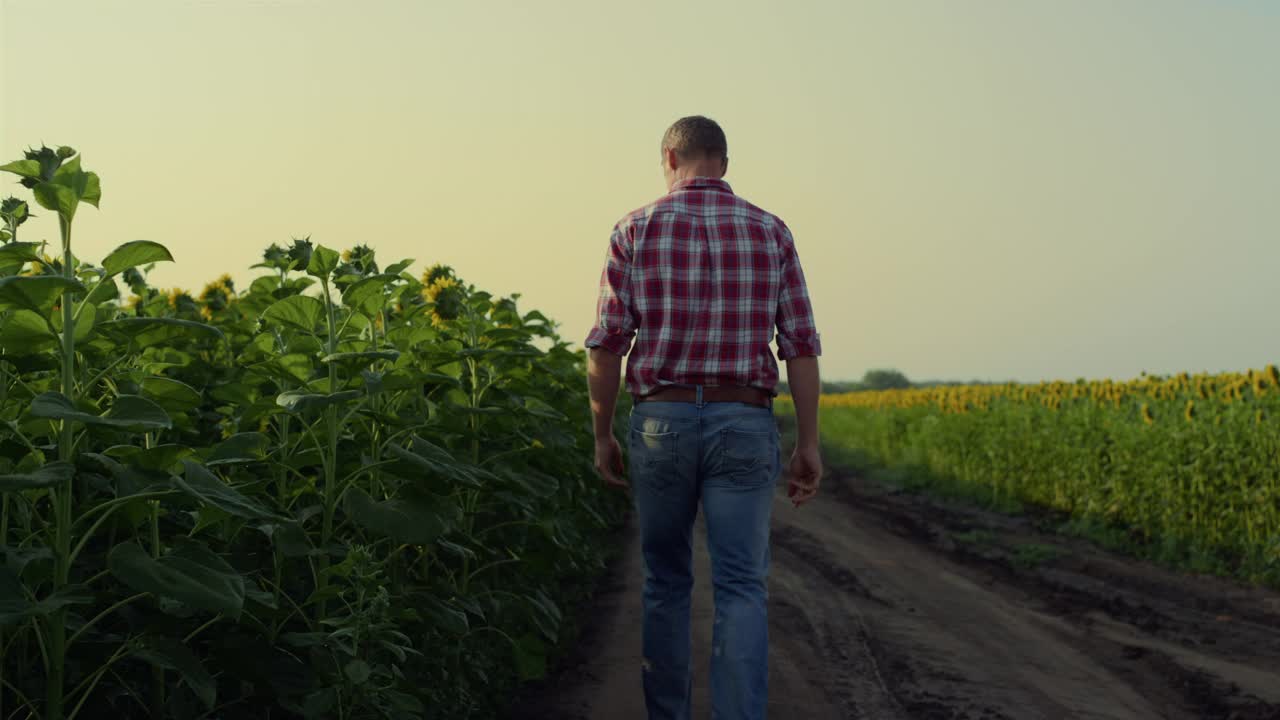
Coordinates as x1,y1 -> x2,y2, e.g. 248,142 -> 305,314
787,444 -> 822,507
594,436 -> 628,489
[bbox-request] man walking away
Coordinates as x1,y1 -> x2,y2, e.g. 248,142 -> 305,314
585,115 -> 824,720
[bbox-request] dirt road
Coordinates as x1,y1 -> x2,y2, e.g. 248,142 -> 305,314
512,465 -> 1280,720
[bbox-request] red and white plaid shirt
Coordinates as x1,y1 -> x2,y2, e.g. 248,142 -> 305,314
585,176 -> 822,399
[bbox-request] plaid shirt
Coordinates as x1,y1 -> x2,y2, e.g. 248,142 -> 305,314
585,176 -> 821,398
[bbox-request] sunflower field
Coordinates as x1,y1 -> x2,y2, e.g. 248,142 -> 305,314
0,145 -> 626,719
782,369 -> 1280,584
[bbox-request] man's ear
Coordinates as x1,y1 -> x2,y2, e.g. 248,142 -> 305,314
664,147 -> 680,172
720,156 -> 729,176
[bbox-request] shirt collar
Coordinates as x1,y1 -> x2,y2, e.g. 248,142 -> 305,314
670,176 -> 733,194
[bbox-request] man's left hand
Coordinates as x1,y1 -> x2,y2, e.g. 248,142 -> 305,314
594,436 -> 627,489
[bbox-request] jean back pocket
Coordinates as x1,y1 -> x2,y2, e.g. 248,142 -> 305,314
718,427 -> 777,487
629,426 -> 679,490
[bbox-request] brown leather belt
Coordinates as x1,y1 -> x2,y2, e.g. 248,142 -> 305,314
637,385 -> 773,408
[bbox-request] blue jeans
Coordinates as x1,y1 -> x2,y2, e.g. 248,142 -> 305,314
627,394 -> 780,720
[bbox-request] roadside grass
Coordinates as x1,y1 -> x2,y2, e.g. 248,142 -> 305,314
951,529 -> 997,546
1011,543 -> 1064,570
775,404 -> 1280,589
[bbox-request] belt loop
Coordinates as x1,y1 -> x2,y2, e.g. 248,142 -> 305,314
695,384 -> 704,408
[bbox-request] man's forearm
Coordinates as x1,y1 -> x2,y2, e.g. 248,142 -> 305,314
785,355 -> 821,449
587,348 -> 624,440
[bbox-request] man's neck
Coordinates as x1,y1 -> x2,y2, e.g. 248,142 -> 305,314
672,168 -> 723,183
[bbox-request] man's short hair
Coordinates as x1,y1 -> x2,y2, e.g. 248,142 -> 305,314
662,116 -> 728,161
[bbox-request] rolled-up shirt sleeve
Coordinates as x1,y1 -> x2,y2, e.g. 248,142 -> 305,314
584,222 -> 638,356
774,225 -> 822,360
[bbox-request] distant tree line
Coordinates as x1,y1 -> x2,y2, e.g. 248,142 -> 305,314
776,368 -> 1002,395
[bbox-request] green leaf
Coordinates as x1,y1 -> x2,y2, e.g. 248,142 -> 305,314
483,327 -> 532,345
384,436 -> 494,489
321,351 -> 399,368
0,275 -> 86,314
418,372 -> 463,388
257,521 -> 312,557
343,659 -> 371,685
0,310 -> 57,354
79,276 -> 120,308
102,240 -> 174,276
98,317 -> 225,348
0,242 -> 44,266
136,347 -> 194,374
108,540 -> 245,618
0,461 -> 75,491
49,157 -> 101,209
280,631 -> 329,649
342,274 -> 396,316
527,589 -> 562,642
51,301 -> 96,343
343,486 -> 451,545
0,159 -> 42,179
33,183 -> 79,221
301,688 -> 337,718
174,460 -> 278,520
132,637 -> 216,709
287,334 -> 324,355
104,444 -> 193,472
421,595 -> 469,636
205,432 -> 271,466
254,353 -> 315,384
29,392 -> 172,432
384,259 -> 414,276
523,396 -> 568,422
104,395 -> 173,431
495,466 -> 559,499
140,376 -> 202,412
306,245 -> 340,279
79,171 -> 102,208
276,390 -> 361,414
3,546 -> 53,578
513,634 -> 547,681
0,578 -> 91,626
262,295 -> 324,333
208,381 -> 257,407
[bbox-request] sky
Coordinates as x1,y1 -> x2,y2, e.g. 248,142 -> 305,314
2,0 -> 1277,384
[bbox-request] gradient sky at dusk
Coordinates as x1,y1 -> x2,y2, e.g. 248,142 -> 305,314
3,0 -> 1277,382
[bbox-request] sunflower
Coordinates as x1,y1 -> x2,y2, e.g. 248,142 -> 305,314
421,263 -> 453,287
422,276 -> 455,303
167,288 -> 196,313
23,253 -> 59,276
421,270 -> 465,327
341,245 -> 377,275
199,274 -> 236,315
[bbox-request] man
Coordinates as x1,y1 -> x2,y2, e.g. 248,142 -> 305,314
585,115 -> 823,720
